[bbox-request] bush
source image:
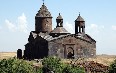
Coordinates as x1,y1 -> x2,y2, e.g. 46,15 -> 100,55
42,56 -> 85,73
42,56 -> 62,73
62,65 -> 85,73
109,59 -> 116,73
0,57 -> 85,73
0,58 -> 36,73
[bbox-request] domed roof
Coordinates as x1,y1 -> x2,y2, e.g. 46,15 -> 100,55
75,14 -> 85,21
56,13 -> 63,19
36,3 -> 52,17
50,27 -> 69,33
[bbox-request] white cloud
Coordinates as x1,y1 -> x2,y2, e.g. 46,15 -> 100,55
64,22 -> 74,34
17,13 -> 28,33
111,25 -> 116,30
5,19 -> 17,32
63,23 -> 105,35
86,24 -> 104,34
85,24 -> 105,42
5,13 -> 28,33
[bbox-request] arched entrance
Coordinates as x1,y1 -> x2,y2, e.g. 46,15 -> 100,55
67,47 -> 74,59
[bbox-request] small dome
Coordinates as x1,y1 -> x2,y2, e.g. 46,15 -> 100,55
36,4 -> 52,17
50,27 -> 69,33
56,13 -> 63,19
75,14 -> 85,21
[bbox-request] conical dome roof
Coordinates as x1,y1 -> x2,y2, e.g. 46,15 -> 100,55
50,27 -> 69,33
36,3 -> 52,17
75,14 -> 84,21
56,13 -> 63,19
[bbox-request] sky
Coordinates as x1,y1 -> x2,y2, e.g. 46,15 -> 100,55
0,0 -> 116,55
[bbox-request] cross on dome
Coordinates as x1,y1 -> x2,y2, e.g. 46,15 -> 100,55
42,0 -> 45,4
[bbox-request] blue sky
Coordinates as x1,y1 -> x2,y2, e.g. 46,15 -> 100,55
0,0 -> 116,55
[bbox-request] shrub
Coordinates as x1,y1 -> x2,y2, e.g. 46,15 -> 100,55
109,59 -> 116,73
0,57 -> 85,73
0,58 -> 36,73
62,65 -> 85,73
42,56 -> 85,73
42,56 -> 62,73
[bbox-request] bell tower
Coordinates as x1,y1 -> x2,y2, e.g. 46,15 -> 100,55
35,3 -> 52,33
75,13 -> 85,34
56,13 -> 63,27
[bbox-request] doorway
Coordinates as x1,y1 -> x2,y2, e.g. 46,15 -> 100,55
67,47 -> 74,59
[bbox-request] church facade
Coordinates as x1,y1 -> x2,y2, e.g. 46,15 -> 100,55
19,3 -> 96,59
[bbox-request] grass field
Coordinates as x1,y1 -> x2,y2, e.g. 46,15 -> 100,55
0,52 -> 115,66
0,52 -> 16,60
87,55 -> 116,66
61,55 -> 116,66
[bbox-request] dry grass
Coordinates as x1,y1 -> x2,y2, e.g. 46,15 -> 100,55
61,55 -> 116,66
86,55 -> 116,66
0,52 -> 115,66
89,55 -> 115,66
0,52 -> 16,60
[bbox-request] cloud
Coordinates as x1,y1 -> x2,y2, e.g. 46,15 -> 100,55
64,22 -> 74,34
111,25 -> 116,30
5,20 -> 17,32
5,13 -> 28,33
86,24 -> 104,34
17,13 -> 28,33
63,23 -> 105,35
86,24 -> 105,41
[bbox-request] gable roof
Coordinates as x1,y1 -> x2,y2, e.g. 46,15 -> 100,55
30,31 -> 96,44
31,31 -> 53,41
50,34 -> 95,44
84,34 -> 96,42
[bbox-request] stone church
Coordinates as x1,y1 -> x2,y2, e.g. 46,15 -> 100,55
17,3 -> 96,59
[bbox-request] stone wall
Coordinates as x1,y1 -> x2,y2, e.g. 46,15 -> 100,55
48,35 -> 96,59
